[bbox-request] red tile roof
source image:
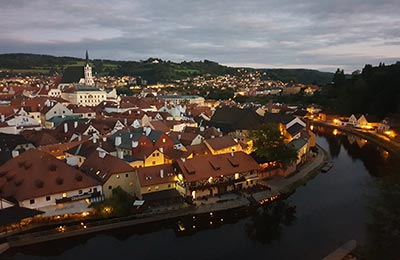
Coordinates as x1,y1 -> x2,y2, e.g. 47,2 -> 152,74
204,135 -> 237,150
81,153 -> 134,182
0,149 -> 100,201
176,151 -> 259,183
136,164 -> 175,187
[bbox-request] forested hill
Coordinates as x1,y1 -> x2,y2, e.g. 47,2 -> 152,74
321,62 -> 400,118
0,53 -> 333,85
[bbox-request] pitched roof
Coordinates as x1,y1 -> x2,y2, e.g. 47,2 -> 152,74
81,153 -> 134,182
0,133 -> 31,151
185,143 -> 211,157
286,122 -> 305,137
204,135 -> 238,151
176,151 -> 259,182
209,107 -> 264,132
21,130 -> 59,147
136,164 -> 175,187
0,206 -> 44,226
288,138 -> 308,151
0,150 -> 100,201
263,113 -> 296,125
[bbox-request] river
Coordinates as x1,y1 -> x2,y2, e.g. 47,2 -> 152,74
5,127 -> 400,260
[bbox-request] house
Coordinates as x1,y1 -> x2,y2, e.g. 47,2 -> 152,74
40,102 -> 73,126
348,114 -> 358,127
204,135 -> 242,155
80,152 -> 136,198
0,150 -> 102,211
65,139 -> 116,167
130,147 -> 165,168
174,152 -> 259,199
288,138 -> 309,165
133,164 -> 178,199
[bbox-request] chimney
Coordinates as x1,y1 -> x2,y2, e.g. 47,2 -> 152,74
159,147 -> 163,153
115,136 -> 122,146
0,114 -> 4,122
181,158 -> 186,162
211,135 -> 215,139
231,152 -> 234,157
103,136 -> 107,142
117,150 -> 124,159
160,169 -> 164,178
64,123 -> 68,133
99,150 -> 106,158
178,134 -> 181,140
74,121 -> 78,128
12,150 -> 19,158
200,126 -> 205,132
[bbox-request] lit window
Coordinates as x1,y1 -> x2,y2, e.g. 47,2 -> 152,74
162,138 -> 166,143
62,193 -> 67,198
116,174 -> 120,179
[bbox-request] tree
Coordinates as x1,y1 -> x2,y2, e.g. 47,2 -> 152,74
248,123 -> 297,167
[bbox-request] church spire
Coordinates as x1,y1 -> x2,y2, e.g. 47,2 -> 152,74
85,50 -> 89,64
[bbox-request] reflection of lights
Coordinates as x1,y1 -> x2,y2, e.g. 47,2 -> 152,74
81,212 -> 89,217
333,129 -> 338,136
310,125 -> 314,131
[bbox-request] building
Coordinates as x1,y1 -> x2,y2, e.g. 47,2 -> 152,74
61,85 -> 107,106
80,152 -> 136,198
0,150 -> 102,210
174,152 -> 259,199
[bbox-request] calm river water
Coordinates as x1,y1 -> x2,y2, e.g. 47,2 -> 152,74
6,127 -> 400,260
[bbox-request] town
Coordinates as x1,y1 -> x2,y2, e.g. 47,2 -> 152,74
0,53 -> 399,259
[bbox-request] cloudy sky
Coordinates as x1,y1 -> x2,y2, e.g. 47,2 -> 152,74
1,0 -> 400,72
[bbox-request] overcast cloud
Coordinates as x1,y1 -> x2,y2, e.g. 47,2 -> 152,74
1,0 -> 399,72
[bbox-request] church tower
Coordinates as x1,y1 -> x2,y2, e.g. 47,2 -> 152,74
84,50 -> 95,86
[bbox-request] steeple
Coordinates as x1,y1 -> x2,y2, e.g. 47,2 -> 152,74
85,50 -> 89,65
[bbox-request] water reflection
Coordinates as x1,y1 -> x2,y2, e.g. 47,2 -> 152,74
313,127 -> 400,177
245,201 -> 296,244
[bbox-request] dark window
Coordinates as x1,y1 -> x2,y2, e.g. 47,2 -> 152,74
30,199 -> 35,204
168,184 -> 171,188
108,185 -> 112,190
79,190 -> 83,194
93,187 -> 97,192
125,174 -> 129,178
46,196 -> 51,201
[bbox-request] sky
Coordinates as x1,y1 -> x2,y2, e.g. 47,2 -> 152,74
1,0 -> 400,72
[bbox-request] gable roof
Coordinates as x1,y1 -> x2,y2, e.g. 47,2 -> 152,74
204,135 -> 238,151
176,151 -> 259,182
263,113 -> 296,125
286,122 -> 305,137
209,107 -> 263,133
0,150 -> 100,201
136,164 -> 175,187
81,153 -> 134,182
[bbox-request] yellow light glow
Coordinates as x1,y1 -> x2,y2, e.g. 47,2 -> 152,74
62,193 -> 67,198
310,125 -> 314,131
333,129 -> 338,136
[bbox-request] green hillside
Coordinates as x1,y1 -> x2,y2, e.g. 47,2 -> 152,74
0,53 -> 334,85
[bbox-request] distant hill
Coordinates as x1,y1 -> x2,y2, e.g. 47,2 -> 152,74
0,53 -> 333,85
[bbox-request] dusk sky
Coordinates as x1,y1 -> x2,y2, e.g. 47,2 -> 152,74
1,0 -> 400,72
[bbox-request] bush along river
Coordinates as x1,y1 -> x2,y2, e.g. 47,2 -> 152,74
4,126 -> 400,260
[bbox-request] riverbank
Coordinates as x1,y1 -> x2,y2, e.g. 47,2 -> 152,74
1,145 -> 328,252
310,120 -> 400,157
